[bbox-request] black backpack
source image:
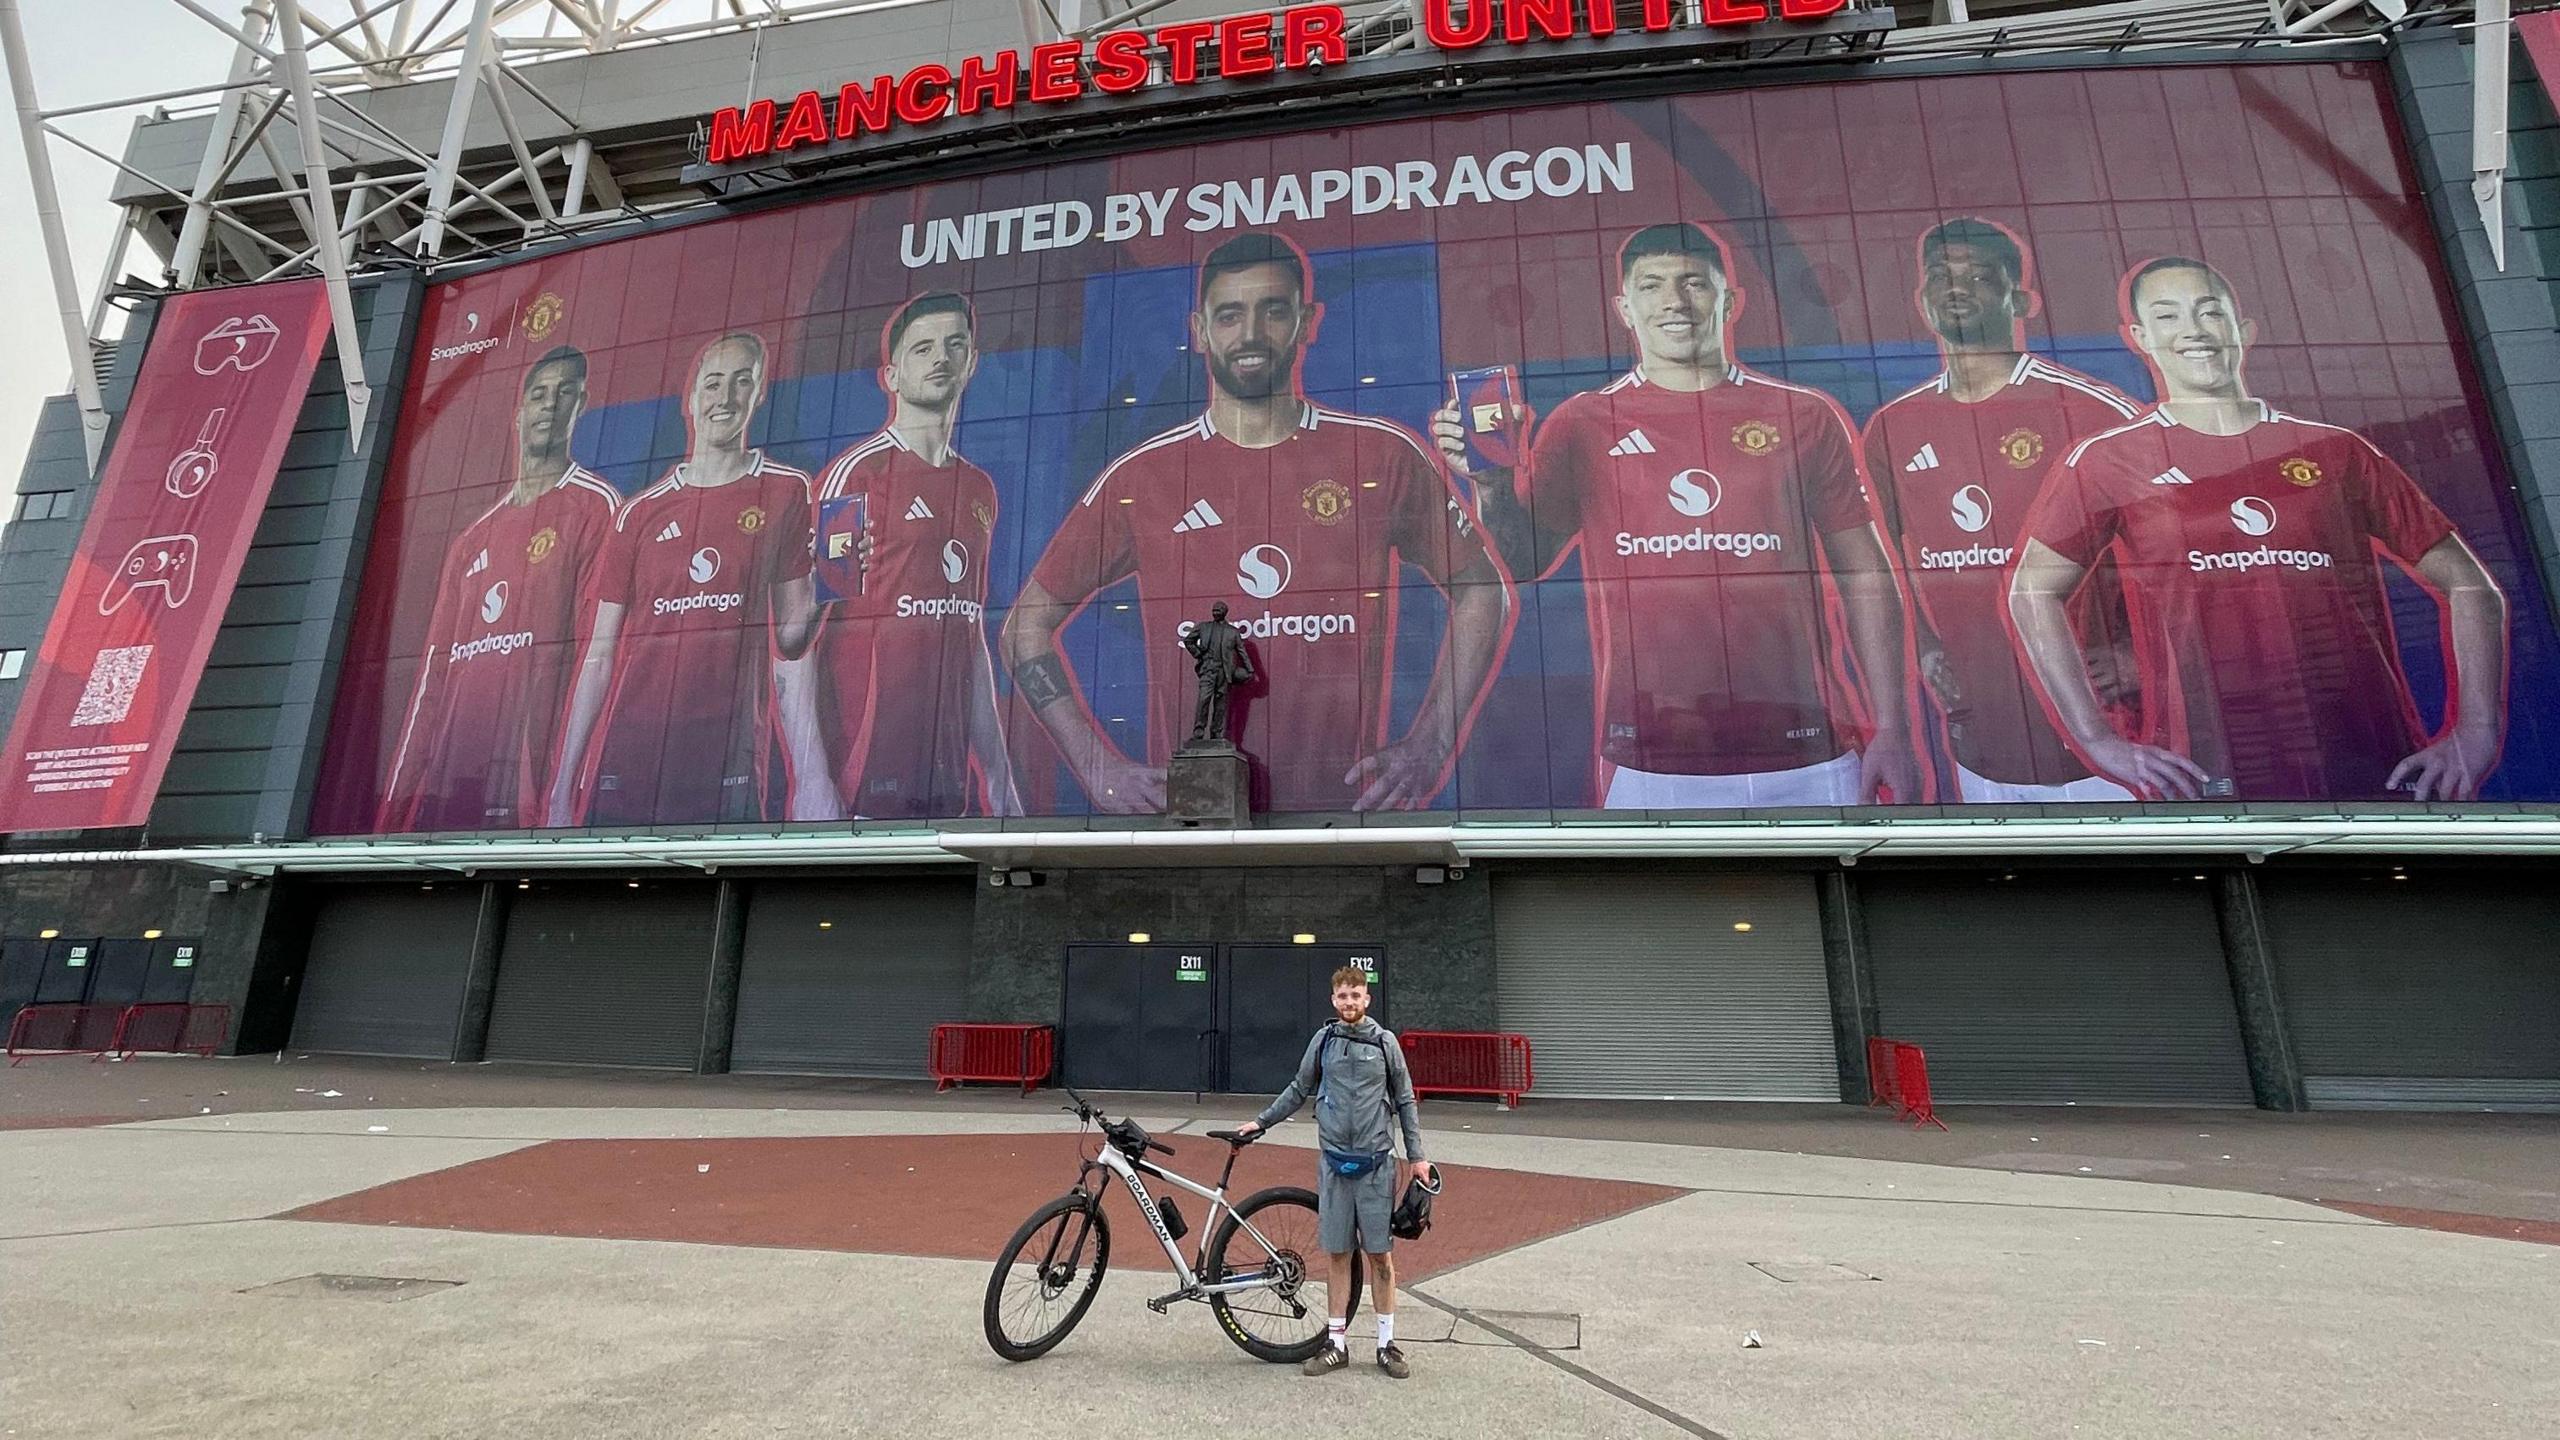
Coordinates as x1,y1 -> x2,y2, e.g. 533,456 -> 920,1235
1309,1022 -> 1387,1102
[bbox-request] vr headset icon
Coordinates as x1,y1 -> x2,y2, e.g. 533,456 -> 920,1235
193,315 -> 281,375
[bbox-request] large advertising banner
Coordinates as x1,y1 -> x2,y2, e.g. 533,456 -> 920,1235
310,63 -> 2558,832
1,281 -> 331,832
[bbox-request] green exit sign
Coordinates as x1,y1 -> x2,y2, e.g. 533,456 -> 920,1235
1175,954 -> 1208,983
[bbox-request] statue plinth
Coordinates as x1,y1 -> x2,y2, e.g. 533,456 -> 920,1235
1166,742 -> 1249,829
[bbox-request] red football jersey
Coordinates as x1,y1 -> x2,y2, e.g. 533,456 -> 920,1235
813,429 -> 1002,819
380,466 -> 619,831
1027,402 -> 1501,812
577,451 -> 815,825
1863,355 -> 2140,786
1524,366 -> 1886,777
2020,403 -> 2459,800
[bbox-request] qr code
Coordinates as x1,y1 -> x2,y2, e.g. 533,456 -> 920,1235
70,645 -> 152,727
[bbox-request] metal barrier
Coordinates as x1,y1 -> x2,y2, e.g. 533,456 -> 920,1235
928,1023 -> 1055,1095
1867,1037 -> 1947,1130
5,1003 -> 124,1063
1400,1031 -> 1534,1109
111,1002 -> 229,1058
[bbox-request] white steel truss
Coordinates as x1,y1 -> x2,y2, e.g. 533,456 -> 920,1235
0,0 -> 2507,473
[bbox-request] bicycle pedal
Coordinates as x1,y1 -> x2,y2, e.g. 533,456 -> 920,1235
1145,1289 -> 1191,1313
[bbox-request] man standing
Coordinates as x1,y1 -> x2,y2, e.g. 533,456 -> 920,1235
2011,257 -> 2508,801
545,332 -> 836,826
1234,966 -> 1434,1379
801,292 -> 1020,819
1434,221 -> 1922,807
379,346 -> 619,831
1860,218 -> 2142,802
1003,231 -> 1513,813
1182,600 -> 1254,744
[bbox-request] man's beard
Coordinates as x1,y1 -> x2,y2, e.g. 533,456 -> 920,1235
1209,348 -> 1290,401
1932,310 -> 2008,348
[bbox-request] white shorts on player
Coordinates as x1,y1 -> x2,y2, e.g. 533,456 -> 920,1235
1603,752 -> 1861,809
1952,763 -> 2134,803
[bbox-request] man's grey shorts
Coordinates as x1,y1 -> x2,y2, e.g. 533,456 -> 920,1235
1318,1162 -> 1396,1255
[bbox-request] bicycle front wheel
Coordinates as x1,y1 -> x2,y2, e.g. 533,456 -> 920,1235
983,1192 -> 1111,1361
1205,1185 -> 1365,1364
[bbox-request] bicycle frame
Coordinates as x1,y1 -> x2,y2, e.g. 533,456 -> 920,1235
1082,1142 -> 1294,1300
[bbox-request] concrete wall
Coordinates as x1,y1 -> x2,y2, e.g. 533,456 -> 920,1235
968,864 -> 1498,1032
0,862 -> 311,1055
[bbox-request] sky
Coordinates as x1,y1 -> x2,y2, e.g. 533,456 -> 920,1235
0,0 -> 234,497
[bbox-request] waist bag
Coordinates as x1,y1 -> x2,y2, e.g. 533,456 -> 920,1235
1322,1149 -> 1390,1178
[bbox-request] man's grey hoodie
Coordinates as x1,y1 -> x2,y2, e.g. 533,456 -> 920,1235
1253,1017 -> 1425,1162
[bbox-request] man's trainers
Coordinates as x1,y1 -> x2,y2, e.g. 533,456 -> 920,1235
1376,1344 -> 1411,1380
1303,1344 -> 1349,1376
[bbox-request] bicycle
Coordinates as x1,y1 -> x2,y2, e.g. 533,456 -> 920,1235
982,1088 -> 1364,1363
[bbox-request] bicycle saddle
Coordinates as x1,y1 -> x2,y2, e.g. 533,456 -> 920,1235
1204,1129 -> 1258,1146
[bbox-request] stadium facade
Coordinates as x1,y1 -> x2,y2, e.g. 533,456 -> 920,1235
0,0 -> 2555,1108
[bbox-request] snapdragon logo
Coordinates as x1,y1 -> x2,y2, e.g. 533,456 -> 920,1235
449,630 -> 533,663
688,547 -> 721,584
429,334 -> 502,363
1179,610 -> 1357,645
1950,485 -> 1993,534
1667,468 -> 1720,518
1237,544 -> 1292,599
1615,528 -> 1784,559
1919,543 -> 2014,572
2189,545 -> 2334,575
479,581 -> 509,625
941,539 -> 969,584
896,594 -> 984,623
2228,496 -> 2277,537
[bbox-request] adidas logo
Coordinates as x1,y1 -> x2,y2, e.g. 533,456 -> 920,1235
906,496 -> 935,521
1905,444 -> 1941,473
465,548 -> 488,577
655,520 -> 684,542
1173,499 -> 1224,534
1608,430 -> 1657,458
2148,466 -> 2195,486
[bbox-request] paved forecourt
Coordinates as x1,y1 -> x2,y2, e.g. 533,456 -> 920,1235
4,1098 -> 2555,1439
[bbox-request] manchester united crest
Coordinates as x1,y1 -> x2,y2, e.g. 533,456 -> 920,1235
971,500 -> 994,534
527,527 -> 559,565
522,292 -> 566,340
1302,476 -> 1353,526
1730,420 -> 1784,457
2279,457 -> 2322,488
1999,428 -> 2045,468
737,505 -> 767,534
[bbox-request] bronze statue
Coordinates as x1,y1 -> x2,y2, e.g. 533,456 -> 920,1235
1181,601 -> 1255,745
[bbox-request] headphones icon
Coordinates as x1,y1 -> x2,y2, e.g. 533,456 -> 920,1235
165,409 -> 225,500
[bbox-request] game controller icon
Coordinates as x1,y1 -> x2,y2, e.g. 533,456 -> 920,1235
192,315 -> 281,375
164,409 -> 225,499
98,534 -> 198,616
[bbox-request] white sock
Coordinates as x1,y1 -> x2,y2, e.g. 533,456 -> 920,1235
1378,1313 -> 1395,1348
1326,1319 -> 1346,1353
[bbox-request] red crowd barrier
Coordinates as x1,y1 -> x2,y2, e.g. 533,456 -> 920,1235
1867,1036 -> 1947,1130
6,1003 -> 124,1063
112,1002 -> 230,1059
929,1023 -> 1055,1095
1400,1031 -> 1534,1108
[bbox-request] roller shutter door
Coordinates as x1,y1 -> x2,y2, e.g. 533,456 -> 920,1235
731,880 -> 973,1076
2261,873 -> 2560,1108
290,886 -> 480,1057
1862,873 -> 2250,1105
486,885 -> 715,1069
1494,873 -> 1836,1100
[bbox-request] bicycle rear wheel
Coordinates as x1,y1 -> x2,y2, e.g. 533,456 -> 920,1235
1205,1185 -> 1364,1364
983,1192 -> 1110,1361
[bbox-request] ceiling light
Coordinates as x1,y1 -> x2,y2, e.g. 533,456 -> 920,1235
1732,921 -> 1753,933
143,929 -> 163,940
1128,932 -> 1151,944
39,928 -> 58,939
819,921 -> 834,929
1293,933 -> 1316,944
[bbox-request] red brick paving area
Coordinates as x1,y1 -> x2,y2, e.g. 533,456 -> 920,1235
280,1133 -> 1687,1280
2321,1201 -> 2560,1247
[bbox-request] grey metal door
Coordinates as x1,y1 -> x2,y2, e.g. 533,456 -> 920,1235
1494,873 -> 1837,1100
731,879 -> 973,1077
1223,944 -> 1385,1097
33,938 -> 100,1005
1862,872 -> 2252,1105
2261,873 -> 2560,1107
486,885 -> 715,1069
290,885 -> 481,1058
1061,942 -> 1219,1093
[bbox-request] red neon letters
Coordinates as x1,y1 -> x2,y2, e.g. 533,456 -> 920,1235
705,0 -> 1838,166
